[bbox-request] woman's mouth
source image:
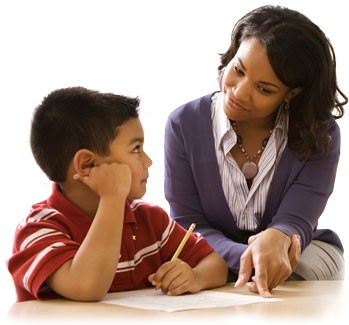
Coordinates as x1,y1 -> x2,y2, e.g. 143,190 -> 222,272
226,96 -> 248,111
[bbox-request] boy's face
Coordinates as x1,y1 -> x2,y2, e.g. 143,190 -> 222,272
97,117 -> 152,199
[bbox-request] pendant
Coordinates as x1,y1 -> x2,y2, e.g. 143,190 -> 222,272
241,160 -> 258,179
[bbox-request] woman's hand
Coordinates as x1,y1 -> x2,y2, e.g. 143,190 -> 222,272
234,228 -> 301,297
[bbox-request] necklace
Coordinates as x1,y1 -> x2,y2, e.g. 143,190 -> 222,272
232,121 -> 273,180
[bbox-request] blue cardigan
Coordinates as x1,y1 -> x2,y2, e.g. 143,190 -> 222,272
164,93 -> 343,275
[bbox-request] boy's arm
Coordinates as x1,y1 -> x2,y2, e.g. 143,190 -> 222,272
148,251 -> 227,296
46,162 -> 131,301
191,251 -> 228,291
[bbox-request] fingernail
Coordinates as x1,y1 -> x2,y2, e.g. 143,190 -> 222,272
234,277 -> 242,287
264,291 -> 272,298
155,281 -> 162,290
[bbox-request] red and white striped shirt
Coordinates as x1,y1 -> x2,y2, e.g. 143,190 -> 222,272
7,184 -> 213,302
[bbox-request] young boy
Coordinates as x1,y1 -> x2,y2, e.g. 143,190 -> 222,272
7,87 -> 227,302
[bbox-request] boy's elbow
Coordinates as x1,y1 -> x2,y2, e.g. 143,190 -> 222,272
45,262 -> 112,302
83,285 -> 109,301
65,285 -> 108,302
49,280 -> 110,302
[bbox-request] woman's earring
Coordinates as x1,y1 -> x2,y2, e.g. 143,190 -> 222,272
284,101 -> 290,110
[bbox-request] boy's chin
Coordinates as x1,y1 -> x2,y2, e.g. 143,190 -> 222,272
128,189 -> 146,200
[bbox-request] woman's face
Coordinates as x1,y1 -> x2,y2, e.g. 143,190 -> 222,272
221,37 -> 292,125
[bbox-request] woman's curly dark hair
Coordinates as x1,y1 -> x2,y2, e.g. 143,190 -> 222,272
219,5 -> 347,160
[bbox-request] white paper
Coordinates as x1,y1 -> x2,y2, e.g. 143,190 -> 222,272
102,289 -> 282,312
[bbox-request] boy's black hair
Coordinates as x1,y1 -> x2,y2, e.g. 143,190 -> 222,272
30,86 -> 140,182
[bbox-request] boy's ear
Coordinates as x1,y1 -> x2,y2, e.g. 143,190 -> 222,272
73,149 -> 95,177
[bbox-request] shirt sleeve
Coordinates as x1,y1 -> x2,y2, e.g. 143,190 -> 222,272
157,207 -> 214,268
268,121 -> 341,251
7,211 -> 79,300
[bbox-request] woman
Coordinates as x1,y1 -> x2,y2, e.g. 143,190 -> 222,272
164,5 -> 347,297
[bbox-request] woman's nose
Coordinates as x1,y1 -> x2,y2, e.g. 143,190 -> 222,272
232,80 -> 251,102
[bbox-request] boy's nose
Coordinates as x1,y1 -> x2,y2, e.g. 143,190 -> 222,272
144,152 -> 152,168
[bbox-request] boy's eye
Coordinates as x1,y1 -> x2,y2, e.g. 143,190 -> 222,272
132,145 -> 141,153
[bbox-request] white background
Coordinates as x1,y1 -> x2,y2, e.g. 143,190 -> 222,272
1,0 -> 348,319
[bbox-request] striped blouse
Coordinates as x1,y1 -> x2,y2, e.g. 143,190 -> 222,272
211,92 -> 288,231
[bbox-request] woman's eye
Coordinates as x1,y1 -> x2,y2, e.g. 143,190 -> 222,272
234,65 -> 244,76
258,86 -> 273,95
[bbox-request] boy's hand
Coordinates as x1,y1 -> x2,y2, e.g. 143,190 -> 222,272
148,259 -> 201,296
73,162 -> 132,199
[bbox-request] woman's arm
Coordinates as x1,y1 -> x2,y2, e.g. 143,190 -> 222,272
236,121 -> 341,296
268,121 -> 341,250
164,105 -> 247,274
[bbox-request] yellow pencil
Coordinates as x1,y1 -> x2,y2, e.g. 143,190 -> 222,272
156,223 -> 196,289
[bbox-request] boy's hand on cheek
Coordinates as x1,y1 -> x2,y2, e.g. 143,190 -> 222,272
74,162 -> 132,199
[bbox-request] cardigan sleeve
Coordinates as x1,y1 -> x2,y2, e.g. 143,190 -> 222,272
164,102 -> 247,274
267,120 -> 342,251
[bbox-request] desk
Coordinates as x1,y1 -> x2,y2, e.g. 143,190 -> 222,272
5,281 -> 348,325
